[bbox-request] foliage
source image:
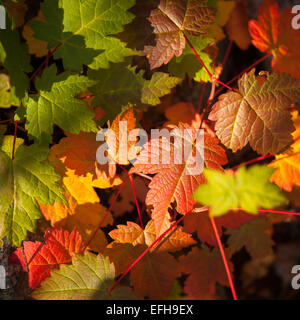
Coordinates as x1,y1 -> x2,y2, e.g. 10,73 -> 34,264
0,0 -> 299,300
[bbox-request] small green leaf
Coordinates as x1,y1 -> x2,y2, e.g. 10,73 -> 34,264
193,165 -> 287,216
25,65 -> 97,144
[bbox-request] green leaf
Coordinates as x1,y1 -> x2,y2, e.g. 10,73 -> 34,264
168,36 -> 214,83
32,252 -> 138,300
25,65 -> 97,144
193,165 -> 287,216
88,62 -> 181,121
0,144 -> 65,246
31,0 -> 136,71
0,18 -> 32,100
0,74 -> 20,108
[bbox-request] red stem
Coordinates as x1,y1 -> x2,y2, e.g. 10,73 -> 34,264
258,209 -> 300,216
210,215 -> 238,300
214,53 -> 272,97
83,175 -> 129,251
222,41 -> 233,67
109,213 -> 187,294
231,154 -> 274,170
183,33 -> 232,91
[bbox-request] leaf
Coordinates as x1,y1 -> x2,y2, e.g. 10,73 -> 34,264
109,220 -> 196,252
131,124 -> 227,236
22,10 -> 48,57
32,252 -> 137,300
168,35 -> 214,83
269,112 -> 300,191
104,243 -> 180,299
88,62 -> 181,121
226,218 -> 274,259
193,165 -> 286,217
4,0 -> 27,28
226,0 -> 251,50
184,210 -> 258,246
248,0 -> 300,79
25,65 -> 97,144
179,245 -> 233,299
0,74 -> 19,108
207,0 -> 235,42
0,144 -> 65,246
144,0 -> 216,69
0,18 -> 32,100
39,191 -> 113,253
164,102 -> 198,127
209,69 -> 300,154
10,228 -> 84,289
31,0 -> 136,71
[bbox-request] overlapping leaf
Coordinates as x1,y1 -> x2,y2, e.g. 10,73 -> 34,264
25,65 -> 97,144
248,0 -> 300,79
32,252 -> 137,300
31,0 -> 136,71
131,123 -> 227,236
180,245 -> 233,299
88,62 -> 181,121
226,218 -> 274,259
269,112 -> 300,191
0,17 -> 32,100
193,165 -> 286,217
209,69 -> 300,154
10,228 -> 84,289
184,210 -> 258,246
0,143 -> 65,246
144,0 -> 216,69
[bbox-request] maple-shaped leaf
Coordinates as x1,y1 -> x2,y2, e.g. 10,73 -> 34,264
25,65 -> 97,144
109,220 -> 196,252
39,190 -> 113,253
248,0 -> 300,79
51,108 -> 137,179
193,165 -> 286,217
30,0 -> 135,71
0,144 -> 65,246
10,228 -> 84,289
0,16 -> 32,100
226,218 -> 274,259
226,0 -> 251,50
131,124 -> 227,236
184,210 -> 258,246
144,0 -> 216,69
104,242 -> 180,299
269,112 -> 300,191
32,252 -> 137,300
168,35 -> 214,83
209,69 -> 300,154
88,62 -> 181,122
179,245 -> 233,299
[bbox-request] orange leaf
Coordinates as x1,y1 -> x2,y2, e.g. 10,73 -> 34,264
269,112 -> 300,191
248,0 -> 300,79
131,124 -> 227,236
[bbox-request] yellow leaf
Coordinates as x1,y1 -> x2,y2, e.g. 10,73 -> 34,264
269,112 -> 300,191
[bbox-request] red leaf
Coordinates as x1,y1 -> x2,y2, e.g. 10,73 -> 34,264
10,228 -> 84,289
